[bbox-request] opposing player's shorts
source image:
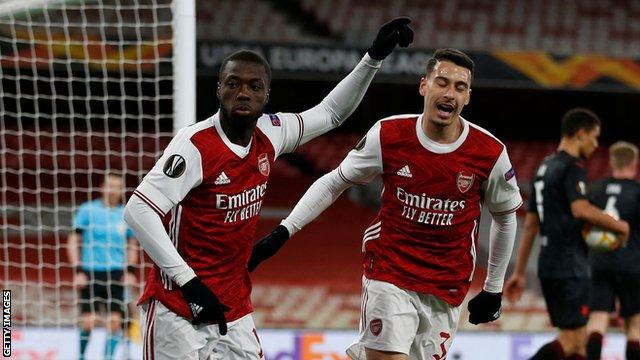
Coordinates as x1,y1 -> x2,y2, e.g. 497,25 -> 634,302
346,276 -> 461,360
80,270 -> 125,314
141,300 -> 263,360
590,270 -> 640,317
540,277 -> 589,329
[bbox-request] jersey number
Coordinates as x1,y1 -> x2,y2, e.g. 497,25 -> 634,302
604,196 -> 620,219
534,180 -> 545,222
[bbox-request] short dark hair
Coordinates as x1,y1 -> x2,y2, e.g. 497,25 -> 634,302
218,50 -> 271,85
560,108 -> 601,137
425,48 -> 475,83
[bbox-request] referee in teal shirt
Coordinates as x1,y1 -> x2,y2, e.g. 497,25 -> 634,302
67,173 -> 138,360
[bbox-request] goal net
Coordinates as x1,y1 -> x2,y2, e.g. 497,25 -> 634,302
0,0 -> 190,357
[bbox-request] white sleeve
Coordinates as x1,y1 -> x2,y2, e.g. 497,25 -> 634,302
134,128 -> 203,214
280,122 -> 383,235
337,121 -> 383,184
483,211 -> 517,293
482,146 -> 523,215
123,128 -> 202,286
280,169 -> 352,236
124,195 -> 196,286
256,112 -> 303,158
260,54 -> 382,156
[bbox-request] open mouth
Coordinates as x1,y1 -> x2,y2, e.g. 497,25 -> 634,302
436,103 -> 455,119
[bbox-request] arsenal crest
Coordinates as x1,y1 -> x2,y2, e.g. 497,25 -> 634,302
370,319 -> 382,336
258,153 -> 270,176
456,171 -> 475,193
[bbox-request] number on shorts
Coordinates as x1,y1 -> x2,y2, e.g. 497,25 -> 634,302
432,332 -> 451,360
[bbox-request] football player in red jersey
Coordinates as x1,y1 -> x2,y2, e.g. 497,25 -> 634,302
123,18 -> 413,360
250,48 -> 523,360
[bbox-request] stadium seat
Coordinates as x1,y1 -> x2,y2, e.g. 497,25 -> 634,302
297,0 -> 640,56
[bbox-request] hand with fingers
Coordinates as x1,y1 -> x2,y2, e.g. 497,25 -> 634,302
367,17 -> 414,60
614,219 -> 630,249
504,273 -> 526,303
180,277 -> 229,334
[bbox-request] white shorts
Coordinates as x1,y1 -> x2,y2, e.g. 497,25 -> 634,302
141,300 -> 263,360
346,277 -> 461,360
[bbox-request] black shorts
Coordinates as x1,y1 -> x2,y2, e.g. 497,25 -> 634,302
80,270 -> 125,314
540,277 -> 590,329
589,270 -> 640,318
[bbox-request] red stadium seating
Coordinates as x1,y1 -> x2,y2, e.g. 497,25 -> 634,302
13,0 -> 639,56
196,0 -> 320,44
298,0 -> 640,56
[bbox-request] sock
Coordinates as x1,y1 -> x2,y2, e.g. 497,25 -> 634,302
104,331 -> 123,360
627,340 -> 640,360
529,340 -> 565,360
79,329 -> 90,360
587,332 -> 603,360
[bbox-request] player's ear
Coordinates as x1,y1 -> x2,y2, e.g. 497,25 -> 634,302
265,88 -> 270,104
216,82 -> 221,98
419,77 -> 427,96
464,88 -> 471,105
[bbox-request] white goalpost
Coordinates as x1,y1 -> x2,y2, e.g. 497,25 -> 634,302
0,0 -> 194,358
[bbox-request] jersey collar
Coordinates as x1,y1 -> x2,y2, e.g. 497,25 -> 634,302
211,112 -> 252,159
415,114 -> 470,154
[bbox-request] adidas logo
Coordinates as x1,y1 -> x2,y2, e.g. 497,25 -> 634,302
396,165 -> 412,178
189,302 -> 203,317
215,171 -> 231,185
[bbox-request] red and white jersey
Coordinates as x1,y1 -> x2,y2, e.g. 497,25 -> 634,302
134,112 -> 305,322
339,114 -> 522,306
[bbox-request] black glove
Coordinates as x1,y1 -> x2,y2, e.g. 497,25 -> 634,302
367,17 -> 414,60
248,225 -> 290,272
467,290 -> 502,325
180,277 -> 229,334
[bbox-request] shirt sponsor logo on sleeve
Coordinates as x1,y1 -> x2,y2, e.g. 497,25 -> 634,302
268,114 -> 281,126
163,154 -> 186,178
504,167 -> 516,181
